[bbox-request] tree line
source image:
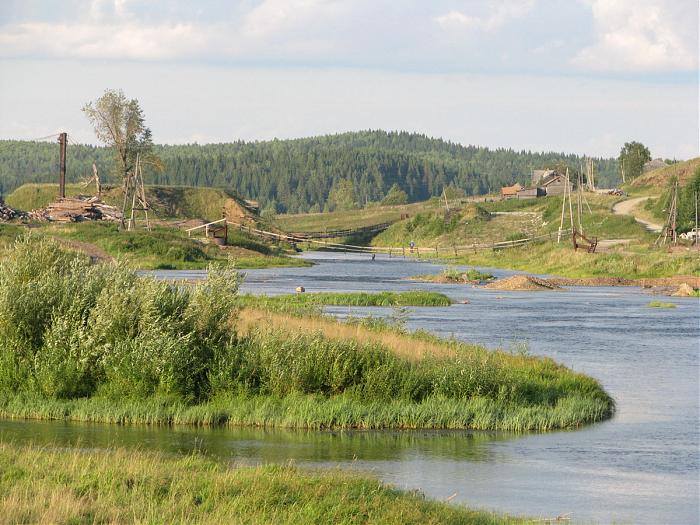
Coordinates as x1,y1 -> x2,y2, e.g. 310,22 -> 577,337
0,130 -> 620,213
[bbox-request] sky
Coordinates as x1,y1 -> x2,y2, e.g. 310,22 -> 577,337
0,0 -> 697,159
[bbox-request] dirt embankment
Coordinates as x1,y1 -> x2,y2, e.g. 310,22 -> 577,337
485,275 -> 562,291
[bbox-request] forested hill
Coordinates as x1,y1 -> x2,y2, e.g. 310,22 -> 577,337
0,130 -> 618,213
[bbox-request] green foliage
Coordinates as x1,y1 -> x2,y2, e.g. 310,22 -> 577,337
83,88 -> 161,182
619,141 -> 651,181
677,168 -> 700,233
0,237 -> 239,401
0,131 -> 620,213
327,179 -> 357,211
380,183 -> 408,205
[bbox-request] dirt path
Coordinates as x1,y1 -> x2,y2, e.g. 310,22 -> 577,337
612,197 -> 663,233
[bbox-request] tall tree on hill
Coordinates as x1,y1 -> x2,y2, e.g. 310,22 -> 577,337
82,89 -> 161,188
618,141 -> 651,182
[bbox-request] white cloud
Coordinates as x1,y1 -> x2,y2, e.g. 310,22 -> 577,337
435,1 -> 536,33
573,0 -> 698,72
0,20 -> 206,60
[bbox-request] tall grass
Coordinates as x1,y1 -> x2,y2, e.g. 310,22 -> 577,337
0,238 -> 614,431
238,291 -> 452,308
0,442 -> 527,524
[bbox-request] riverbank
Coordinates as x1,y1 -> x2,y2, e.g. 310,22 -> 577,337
447,241 -> 700,280
0,442 -> 525,525
0,238 -> 614,432
0,222 -> 308,270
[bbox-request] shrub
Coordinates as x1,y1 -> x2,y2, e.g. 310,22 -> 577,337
0,237 -> 240,401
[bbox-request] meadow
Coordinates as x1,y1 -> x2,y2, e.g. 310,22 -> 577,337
0,238 -> 613,432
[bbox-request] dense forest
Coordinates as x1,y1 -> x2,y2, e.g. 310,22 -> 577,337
0,130 -> 619,213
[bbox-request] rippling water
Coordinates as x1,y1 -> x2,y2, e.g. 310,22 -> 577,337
3,253 -> 698,524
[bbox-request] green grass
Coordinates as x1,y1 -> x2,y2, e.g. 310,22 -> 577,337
647,301 -> 677,308
0,237 -> 614,432
274,200 -> 439,232
239,291 -> 452,308
449,240 -> 700,279
0,442 -> 526,525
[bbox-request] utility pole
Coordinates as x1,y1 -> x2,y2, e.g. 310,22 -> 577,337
58,132 -> 67,199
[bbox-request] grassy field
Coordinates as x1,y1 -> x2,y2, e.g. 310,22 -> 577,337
0,238 -> 613,432
0,442 -> 525,525
274,200 -> 442,232
239,291 -> 452,308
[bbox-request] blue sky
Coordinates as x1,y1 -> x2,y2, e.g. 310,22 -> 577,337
0,0 -> 697,158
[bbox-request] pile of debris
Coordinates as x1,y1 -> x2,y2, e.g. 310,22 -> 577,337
30,196 -> 122,223
0,200 -> 27,221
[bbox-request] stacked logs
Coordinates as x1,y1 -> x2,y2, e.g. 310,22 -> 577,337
0,200 -> 26,221
30,197 -> 122,223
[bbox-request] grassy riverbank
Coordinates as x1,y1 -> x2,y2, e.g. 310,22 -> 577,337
0,222 -> 307,270
239,291 -> 452,308
448,241 -> 700,279
0,238 -> 614,431
0,442 -> 524,525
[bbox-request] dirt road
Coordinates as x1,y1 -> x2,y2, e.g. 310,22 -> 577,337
612,197 -> 663,233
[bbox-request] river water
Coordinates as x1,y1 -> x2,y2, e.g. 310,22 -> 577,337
2,253 -> 698,524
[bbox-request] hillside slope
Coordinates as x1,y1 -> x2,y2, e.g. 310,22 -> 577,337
5,183 -> 256,222
630,157 -> 700,189
0,131 -> 619,213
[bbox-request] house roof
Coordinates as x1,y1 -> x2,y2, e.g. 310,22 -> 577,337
541,173 -> 567,186
501,183 -> 523,195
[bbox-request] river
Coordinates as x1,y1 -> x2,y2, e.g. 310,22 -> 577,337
2,252 -> 698,524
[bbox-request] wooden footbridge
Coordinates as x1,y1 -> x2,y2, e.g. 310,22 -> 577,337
186,219 -> 571,257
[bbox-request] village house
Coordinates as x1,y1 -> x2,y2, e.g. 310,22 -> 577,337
501,169 -> 573,200
501,183 -> 523,199
539,171 -> 572,196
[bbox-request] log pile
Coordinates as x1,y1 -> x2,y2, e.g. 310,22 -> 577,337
0,200 -> 27,221
30,197 -> 122,223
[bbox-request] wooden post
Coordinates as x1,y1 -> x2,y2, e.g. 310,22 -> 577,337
695,190 -> 698,247
58,132 -> 67,199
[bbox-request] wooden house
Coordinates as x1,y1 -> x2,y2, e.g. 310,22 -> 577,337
516,187 -> 545,199
501,183 -> 524,199
540,172 -> 572,196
